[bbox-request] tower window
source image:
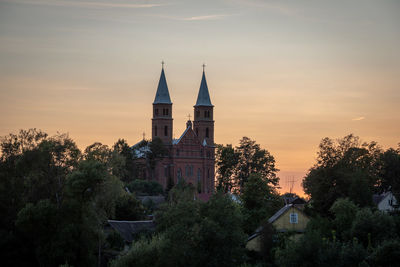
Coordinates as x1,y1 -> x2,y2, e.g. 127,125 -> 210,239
164,126 -> 168,136
155,126 -> 158,136
206,127 -> 209,138
165,109 -> 169,116
155,109 -> 159,116
196,110 -> 200,118
196,128 -> 198,136
204,111 -> 207,117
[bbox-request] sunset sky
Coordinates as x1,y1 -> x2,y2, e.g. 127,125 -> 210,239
1,0 -> 399,195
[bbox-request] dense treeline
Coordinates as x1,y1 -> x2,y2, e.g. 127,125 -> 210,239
1,130 -> 399,266
0,129 -> 152,266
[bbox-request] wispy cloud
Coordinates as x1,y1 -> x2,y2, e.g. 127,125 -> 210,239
181,14 -> 230,21
352,116 -> 365,121
2,0 -> 166,9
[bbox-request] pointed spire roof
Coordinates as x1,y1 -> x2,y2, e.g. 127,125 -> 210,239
153,65 -> 172,104
195,67 -> 213,107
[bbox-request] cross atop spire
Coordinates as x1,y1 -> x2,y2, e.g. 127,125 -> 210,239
195,66 -> 213,107
202,63 -> 206,72
153,63 -> 172,104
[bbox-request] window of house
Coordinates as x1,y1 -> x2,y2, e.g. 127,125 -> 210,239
155,126 -> 158,136
164,126 -> 168,136
206,128 -> 209,138
197,169 -> 201,182
290,213 -> 298,224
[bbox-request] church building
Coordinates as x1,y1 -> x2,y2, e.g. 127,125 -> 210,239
135,64 -> 215,196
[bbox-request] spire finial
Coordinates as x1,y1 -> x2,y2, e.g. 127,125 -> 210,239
161,60 -> 165,69
142,132 -> 146,140
202,63 -> 206,72
188,113 -> 191,121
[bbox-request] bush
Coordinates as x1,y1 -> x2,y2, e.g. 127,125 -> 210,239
127,180 -> 163,196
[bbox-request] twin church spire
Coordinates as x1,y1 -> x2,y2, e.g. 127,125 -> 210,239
152,63 -> 214,146
153,63 -> 212,107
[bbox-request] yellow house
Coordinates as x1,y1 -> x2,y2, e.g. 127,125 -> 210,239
246,204 -> 310,252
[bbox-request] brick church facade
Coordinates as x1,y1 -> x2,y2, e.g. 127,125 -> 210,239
135,65 -> 215,195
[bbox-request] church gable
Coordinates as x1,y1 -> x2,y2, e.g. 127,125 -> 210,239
175,127 -> 201,148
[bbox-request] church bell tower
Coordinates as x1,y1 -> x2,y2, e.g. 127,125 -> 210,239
193,65 -> 214,145
152,62 -> 173,145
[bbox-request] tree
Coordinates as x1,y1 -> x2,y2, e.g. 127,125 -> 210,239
215,144 -> 238,192
330,198 -> 358,241
378,146 -> 400,200
302,134 -> 381,215
241,173 -> 282,234
236,137 -> 279,191
114,186 -> 246,267
215,137 -> 279,194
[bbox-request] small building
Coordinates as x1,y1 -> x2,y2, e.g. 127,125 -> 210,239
246,204 -> 310,252
373,192 -> 398,212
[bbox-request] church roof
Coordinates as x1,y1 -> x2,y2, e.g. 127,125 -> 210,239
153,68 -> 172,104
195,70 -> 213,107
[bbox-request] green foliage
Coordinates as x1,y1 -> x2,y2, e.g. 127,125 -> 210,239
127,179 -> 164,196
216,144 -> 238,192
302,134 -> 381,215
351,208 -> 396,247
115,189 -> 246,267
369,239 -> 400,266
114,192 -> 145,221
241,173 -> 282,234
216,137 -> 279,194
106,230 -> 125,251
378,147 -> 400,200
330,198 -> 359,241
111,234 -> 167,267
275,231 -> 368,267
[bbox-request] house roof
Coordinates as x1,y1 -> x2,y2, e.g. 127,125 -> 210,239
195,70 -> 213,107
108,220 -> 155,243
247,204 -> 304,242
153,68 -> 172,104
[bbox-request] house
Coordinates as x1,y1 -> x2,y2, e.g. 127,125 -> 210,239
373,192 -> 398,212
132,64 -> 215,198
246,204 -> 310,252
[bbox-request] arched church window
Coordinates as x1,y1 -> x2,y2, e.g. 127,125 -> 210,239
206,128 -> 209,138
197,169 -> 202,193
154,126 -> 158,136
164,126 -> 168,136
177,168 -> 182,182
185,165 -> 189,177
